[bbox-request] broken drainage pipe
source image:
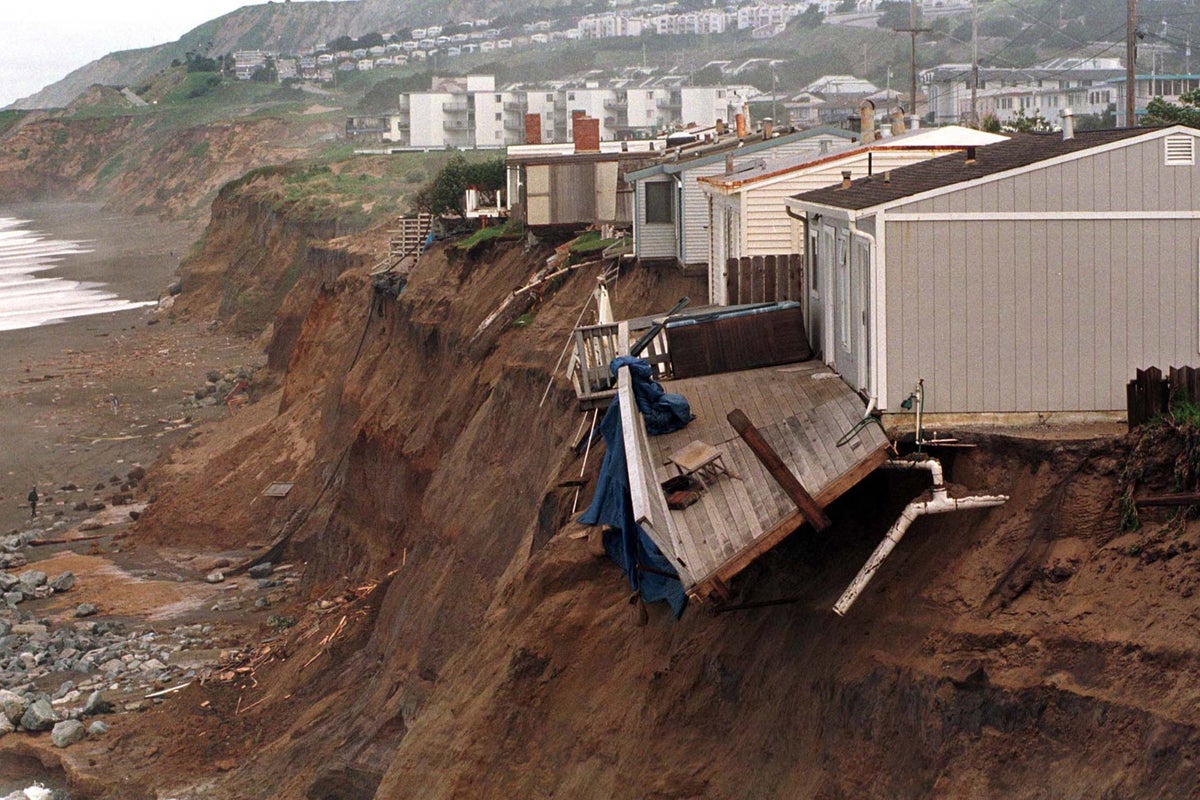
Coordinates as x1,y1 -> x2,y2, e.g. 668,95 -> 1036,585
832,457 -> 1008,616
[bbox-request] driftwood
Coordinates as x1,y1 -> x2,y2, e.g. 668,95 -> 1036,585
27,531 -> 130,547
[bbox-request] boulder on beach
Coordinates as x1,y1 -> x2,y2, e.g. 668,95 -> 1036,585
50,719 -> 85,748
20,698 -> 58,731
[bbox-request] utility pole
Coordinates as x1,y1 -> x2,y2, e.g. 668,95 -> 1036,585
970,0 -> 979,127
1125,0 -> 1137,126
896,0 -> 931,125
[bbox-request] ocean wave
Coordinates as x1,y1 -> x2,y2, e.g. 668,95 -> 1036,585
0,217 -> 150,332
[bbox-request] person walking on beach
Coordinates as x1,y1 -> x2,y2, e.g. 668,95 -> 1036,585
27,487 -> 37,518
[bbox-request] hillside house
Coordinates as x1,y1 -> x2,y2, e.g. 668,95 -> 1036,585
699,125 -> 1007,305
625,126 -> 854,271
785,124 -> 1200,418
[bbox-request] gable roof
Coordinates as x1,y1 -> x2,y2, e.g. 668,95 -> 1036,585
698,125 -> 1008,190
790,126 -> 1189,212
624,127 -> 855,182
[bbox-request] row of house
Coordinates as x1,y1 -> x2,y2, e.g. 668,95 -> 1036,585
923,57 -> 1200,128
577,3 -> 811,40
505,110 -> 1200,419
351,75 -> 758,151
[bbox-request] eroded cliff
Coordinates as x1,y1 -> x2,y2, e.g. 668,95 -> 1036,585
106,190 -> 1200,799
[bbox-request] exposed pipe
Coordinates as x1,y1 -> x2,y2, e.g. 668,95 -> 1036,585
832,458 -> 1008,616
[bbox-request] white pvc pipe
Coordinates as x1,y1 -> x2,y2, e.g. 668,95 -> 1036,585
833,458 -> 1008,616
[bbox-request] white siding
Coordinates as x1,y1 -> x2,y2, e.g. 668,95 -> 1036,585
635,178 -> 677,259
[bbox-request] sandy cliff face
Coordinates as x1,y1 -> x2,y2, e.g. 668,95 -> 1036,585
122,188 -> 1200,799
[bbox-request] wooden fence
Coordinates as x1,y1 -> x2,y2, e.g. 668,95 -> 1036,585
1126,366 -> 1200,428
725,254 -> 803,306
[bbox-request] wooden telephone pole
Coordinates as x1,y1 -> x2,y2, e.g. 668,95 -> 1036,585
1126,0 -> 1137,126
896,0 -> 931,123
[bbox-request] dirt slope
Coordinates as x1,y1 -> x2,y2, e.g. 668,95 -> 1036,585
105,192 -> 1200,799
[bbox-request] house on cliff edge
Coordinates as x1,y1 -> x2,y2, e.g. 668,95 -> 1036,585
785,123 -> 1200,420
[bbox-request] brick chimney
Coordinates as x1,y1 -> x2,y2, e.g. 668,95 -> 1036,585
524,113 -> 542,145
574,117 -> 601,152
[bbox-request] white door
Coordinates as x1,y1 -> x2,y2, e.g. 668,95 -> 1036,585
811,225 -> 836,361
832,231 -> 869,391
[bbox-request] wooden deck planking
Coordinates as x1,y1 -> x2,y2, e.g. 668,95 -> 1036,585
631,361 -> 889,593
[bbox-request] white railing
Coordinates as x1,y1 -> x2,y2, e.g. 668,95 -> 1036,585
616,365 -> 696,586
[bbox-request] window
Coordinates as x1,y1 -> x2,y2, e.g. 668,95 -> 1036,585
1165,134 -> 1196,166
494,94 -> 502,102
644,182 -> 673,224
495,112 -> 502,121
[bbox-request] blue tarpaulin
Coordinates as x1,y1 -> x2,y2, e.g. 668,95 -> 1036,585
579,357 -> 693,617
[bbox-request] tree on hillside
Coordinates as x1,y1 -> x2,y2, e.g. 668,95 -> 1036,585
1144,89 -> 1200,127
691,64 -> 725,86
792,5 -> 824,28
414,155 -> 505,218
878,1 -> 918,29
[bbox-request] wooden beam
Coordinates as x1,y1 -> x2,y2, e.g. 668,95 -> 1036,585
727,408 -> 832,531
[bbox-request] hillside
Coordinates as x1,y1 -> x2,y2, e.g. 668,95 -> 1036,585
9,0 -> 580,110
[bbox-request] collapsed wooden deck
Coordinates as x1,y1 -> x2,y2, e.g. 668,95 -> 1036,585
620,361 -> 890,600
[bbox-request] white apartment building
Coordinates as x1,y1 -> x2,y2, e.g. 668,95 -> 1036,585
363,76 -> 755,151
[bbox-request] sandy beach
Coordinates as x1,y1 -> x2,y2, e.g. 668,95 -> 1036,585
0,203 -> 263,535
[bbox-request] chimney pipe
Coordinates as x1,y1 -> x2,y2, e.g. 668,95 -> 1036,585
841,170 -> 852,189
735,113 -> 746,139
868,151 -> 873,176
891,109 -> 906,135
715,118 -> 726,135
884,171 -> 891,184
1061,107 -> 1075,140
763,117 -> 773,139
725,153 -> 734,173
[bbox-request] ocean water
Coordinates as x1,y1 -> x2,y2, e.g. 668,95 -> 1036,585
0,216 -> 155,332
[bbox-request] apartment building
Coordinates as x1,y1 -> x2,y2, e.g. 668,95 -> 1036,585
356,75 -> 758,151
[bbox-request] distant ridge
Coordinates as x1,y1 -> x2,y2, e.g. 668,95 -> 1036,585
10,0 -> 570,110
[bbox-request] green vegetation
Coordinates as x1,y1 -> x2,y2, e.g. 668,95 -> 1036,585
456,219 -> 524,252
223,150 -> 490,230
1144,89 -> 1200,128
0,110 -> 27,137
568,230 -> 623,258
413,154 -> 505,218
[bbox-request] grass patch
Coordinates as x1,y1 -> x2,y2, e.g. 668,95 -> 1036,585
0,110 -> 27,137
455,219 -> 523,252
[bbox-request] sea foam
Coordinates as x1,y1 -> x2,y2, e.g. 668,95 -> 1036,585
0,217 -> 154,332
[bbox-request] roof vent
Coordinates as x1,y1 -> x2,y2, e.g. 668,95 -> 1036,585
965,146 -> 977,163
1061,107 -> 1074,140
1165,134 -> 1196,166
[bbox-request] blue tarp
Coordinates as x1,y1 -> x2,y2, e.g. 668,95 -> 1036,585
579,357 -> 693,617
610,355 -> 693,435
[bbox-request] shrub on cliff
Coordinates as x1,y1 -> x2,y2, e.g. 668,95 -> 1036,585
413,154 -> 505,218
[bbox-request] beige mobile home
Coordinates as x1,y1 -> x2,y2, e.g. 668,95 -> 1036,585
625,127 -> 853,270
699,126 -> 1007,305
786,125 -> 1200,418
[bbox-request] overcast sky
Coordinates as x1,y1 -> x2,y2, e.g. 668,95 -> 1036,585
0,1 -> 330,107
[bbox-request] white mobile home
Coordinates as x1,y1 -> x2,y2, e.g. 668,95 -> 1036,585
700,125 -> 1007,305
785,124 -> 1200,418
